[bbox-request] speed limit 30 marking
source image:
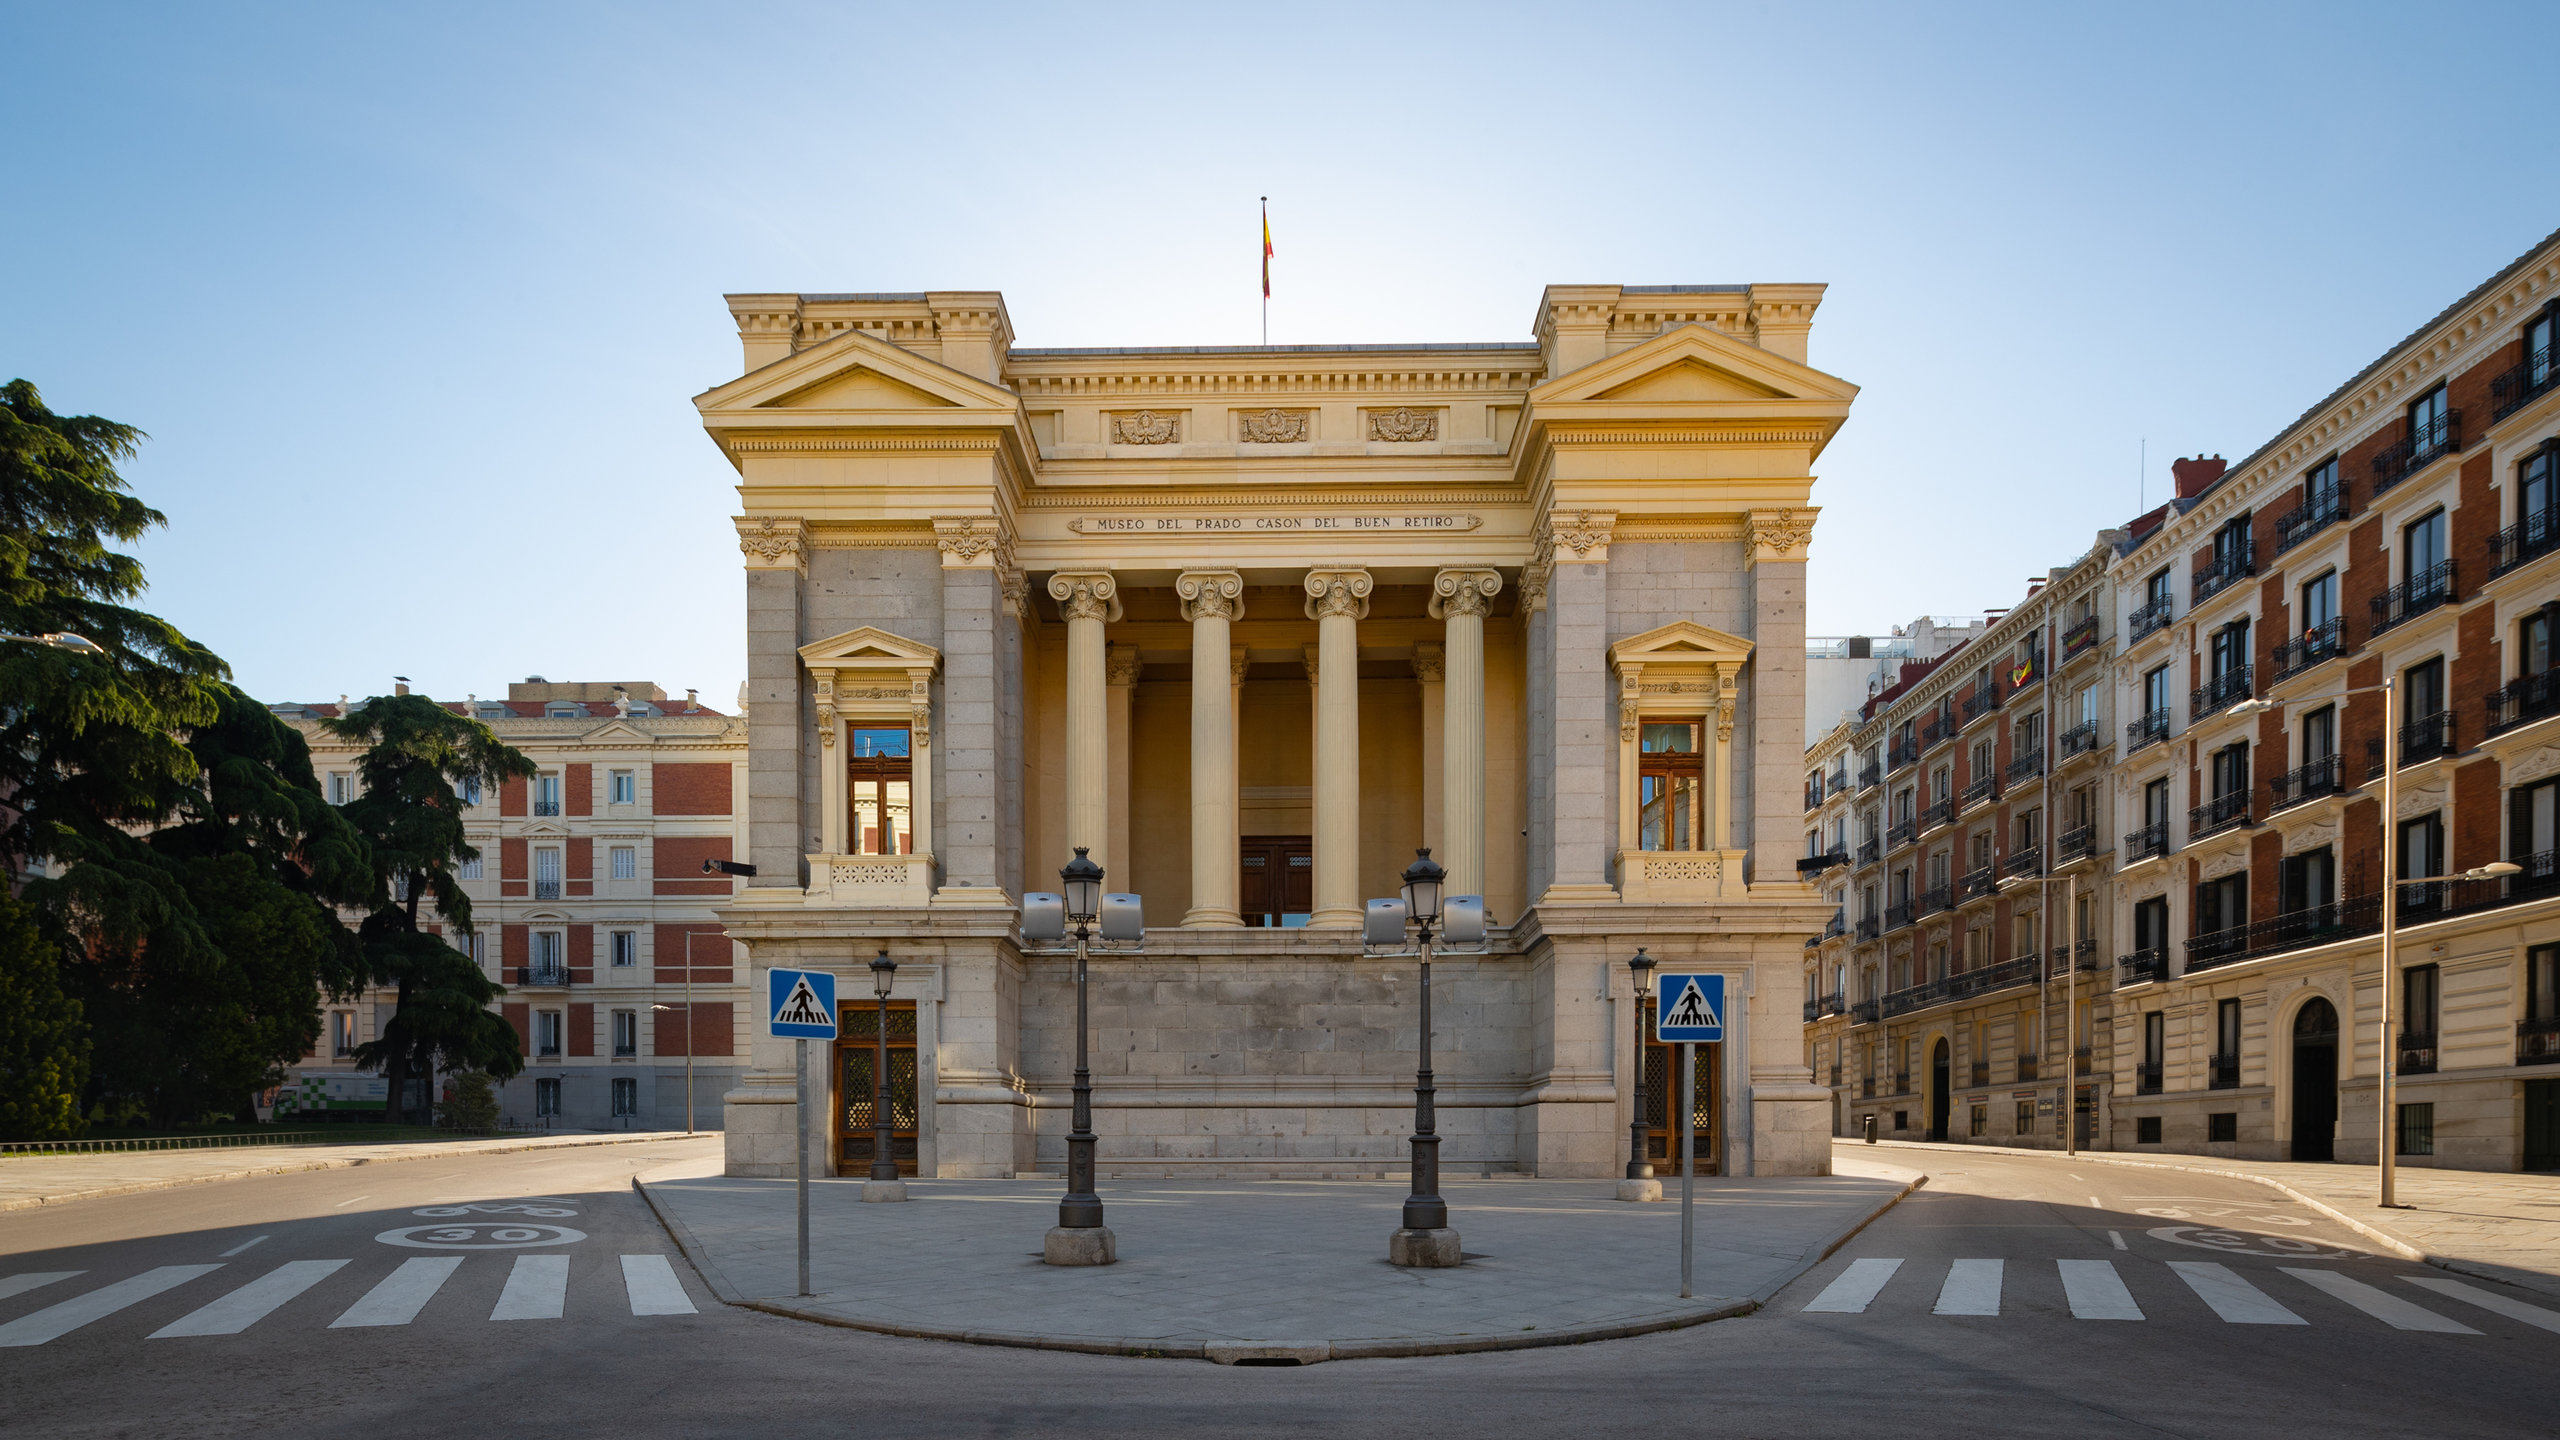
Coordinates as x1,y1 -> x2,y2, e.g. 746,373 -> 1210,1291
375,1223 -> 588,1250
2144,1225 -> 2361,1260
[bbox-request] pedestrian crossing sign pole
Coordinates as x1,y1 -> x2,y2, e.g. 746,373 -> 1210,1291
767,968 -> 838,1299
1652,973 -> 1724,1299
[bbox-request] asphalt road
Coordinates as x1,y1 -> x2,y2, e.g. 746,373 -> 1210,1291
3,1138 -> 2555,1439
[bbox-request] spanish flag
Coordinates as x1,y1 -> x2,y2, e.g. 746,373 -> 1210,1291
1262,198 -> 1273,299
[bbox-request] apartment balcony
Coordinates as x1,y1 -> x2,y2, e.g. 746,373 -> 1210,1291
2192,543 -> 2256,606
2126,707 -> 2172,753
1855,914 -> 1882,942
2522,1016 -> 2560,1066
1895,1071 -> 1913,1095
2128,595 -> 2174,644
2185,923 -> 2250,973
2061,614 -> 2103,660
2208,1052 -> 2242,1089
2074,1046 -> 2094,1077
1796,851 -> 1852,878
2493,347 -> 2558,419
533,880 -> 563,900
1959,774 -> 2000,815
1918,884 -> 1955,917
2373,710 -> 2456,773
1969,1061 -> 1991,1088
2371,409 -> 2461,495
2395,1033 -> 2437,1078
2190,791 -> 2252,841
2191,664 -> 2253,720
1919,798 -> 1956,835
1885,901 -> 1916,932
1851,999 -> 1881,1026
1823,911 -> 1848,942
2270,618 -> 2349,684
1960,865 -> 1998,902
1887,819 -> 1917,850
2186,894 -> 2386,974
1857,837 -> 1882,866
2048,938 -> 2101,976
2006,748 -> 2047,785
513,963 -> 571,988
2016,1055 -> 2040,1082
1827,765 -> 1850,795
2487,671 -> 2560,736
2490,510 -> 2559,578
2513,847 -> 2560,903
1861,1077 -> 1878,1097
2370,559 -> 2457,635
2269,754 -> 2347,813
2055,824 -> 2097,868
1858,760 -> 1883,790
532,799 -> 561,817
2272,485 -> 2349,556
2116,948 -> 2167,987
2004,846 -> 2045,882
2135,1061 -> 2163,1096
2124,820 -> 2169,863
1961,681 -> 2002,726
1879,953 -> 2041,1019
1804,992 -> 1847,1022
2058,719 -> 2105,764
2009,654 -> 2045,697
1804,779 -> 1824,812
1919,714 -> 1956,752
1888,737 -> 1917,771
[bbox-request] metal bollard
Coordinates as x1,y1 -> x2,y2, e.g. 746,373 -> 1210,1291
1862,1113 -> 1878,1145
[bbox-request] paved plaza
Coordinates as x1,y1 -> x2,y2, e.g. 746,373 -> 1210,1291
636,1155 -> 1920,1361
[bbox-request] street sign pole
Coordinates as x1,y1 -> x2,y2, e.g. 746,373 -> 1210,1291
1651,971 -> 1721,1303
1679,1040 -> 1695,1300
767,966 -> 837,1300
796,1035 -> 811,1297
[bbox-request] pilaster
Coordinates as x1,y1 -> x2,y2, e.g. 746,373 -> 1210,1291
738,516 -> 807,888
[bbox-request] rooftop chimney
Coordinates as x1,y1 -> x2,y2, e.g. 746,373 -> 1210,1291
2172,453 -> 2228,499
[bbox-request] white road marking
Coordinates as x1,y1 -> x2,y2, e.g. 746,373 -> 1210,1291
331,1195 -> 371,1208
492,1254 -> 569,1320
218,1236 -> 270,1258
2069,1174 -> 2087,1181
2089,1196 -> 2104,1209
1934,1259 -> 2003,1316
0,1265 -> 222,1347
331,1256 -> 463,1328
150,1260 -> 348,1337
2109,1231 -> 2128,1250
2167,1261 -> 2305,1325
0,1272 -> 82,1302
1802,1258 -> 1903,1313
2282,1268 -> 2478,1333
2059,1260 -> 2143,1320
621,1255 -> 695,1316
2404,1277 -> 2560,1334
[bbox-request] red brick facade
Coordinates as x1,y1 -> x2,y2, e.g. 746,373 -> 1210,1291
651,763 -> 733,816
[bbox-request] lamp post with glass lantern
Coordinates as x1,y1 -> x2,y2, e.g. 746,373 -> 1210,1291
860,950 -> 906,1202
1617,949 -> 1662,1202
0,632 -> 102,652
1019,847 -> 1139,1265
1366,848 -> 1483,1267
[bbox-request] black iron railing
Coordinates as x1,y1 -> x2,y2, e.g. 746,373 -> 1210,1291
1960,775 -> 1999,813
2491,509 -> 2559,577
1919,884 -> 1955,916
2048,938 -> 2101,975
2135,1061 -> 2162,1095
1887,819 -> 1916,849
2129,594 -> 2174,643
1920,798 -> 1956,833
2192,664 -> 2253,718
2125,820 -> 2169,862
2005,846 -> 2044,881
2396,1033 -> 2437,1077
2371,559 -> 2457,634
2017,1055 -> 2039,1082
2057,824 -> 2097,867
2487,671 -> 2560,736
2193,543 -> 2255,605
1886,901 -> 1916,932
1920,713 -> 1955,751
2372,409 -> 2461,493
1851,999 -> 1881,1026
1861,1077 -> 1877,1096
1879,954 -> 2041,1018
2269,754 -> 2345,812
1827,765 -> 1850,795
533,880 -> 563,900
2062,615 -> 2102,658
515,963 -> 572,987
1962,681 -> 2001,725
2117,948 -> 2166,987
1857,837 -> 1882,865
1961,865 -> 1998,901
2127,708 -> 2172,752
2521,1016 -> 2560,1065
2059,719 -> 2102,760
2273,485 -> 2349,555
1804,992 -> 1846,1022
2493,349 -> 2557,420
1797,851 -> 1851,877
533,798 -> 561,817
1859,760 -> 1883,789
2010,654 -> 2044,692
1888,736 -> 1916,770
1856,915 -> 1882,942
2272,618 -> 2348,682
2374,710 -> 2455,772
1805,779 -> 1823,812
2190,790 -> 2251,840
2208,1052 -> 2241,1089
1970,1061 -> 1991,1088
2007,748 -> 2046,784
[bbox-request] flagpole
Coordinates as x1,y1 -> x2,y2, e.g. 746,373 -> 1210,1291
1261,197 -> 1269,346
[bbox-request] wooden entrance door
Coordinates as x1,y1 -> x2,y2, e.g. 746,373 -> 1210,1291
1639,1000 -> 1719,1175
1240,835 -> 1312,927
2291,997 -> 2339,1162
836,1000 -> 918,1177
1929,1039 -> 1952,1141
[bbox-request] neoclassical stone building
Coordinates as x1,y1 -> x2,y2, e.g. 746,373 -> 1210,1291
700,284 -> 1854,1182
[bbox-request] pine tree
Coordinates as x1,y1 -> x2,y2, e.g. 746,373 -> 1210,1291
0,893 -> 86,1140
325,695 -> 536,1122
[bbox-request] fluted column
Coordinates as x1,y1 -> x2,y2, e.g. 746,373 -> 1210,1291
1431,569 -> 1502,901
1304,567 -> 1371,929
1177,571 -> 1246,927
1047,571 -> 1117,871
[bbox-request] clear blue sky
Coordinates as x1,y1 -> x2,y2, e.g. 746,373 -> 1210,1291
9,2 -> 2557,709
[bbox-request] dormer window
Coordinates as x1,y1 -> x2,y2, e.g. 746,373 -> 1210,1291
547,704 -> 582,719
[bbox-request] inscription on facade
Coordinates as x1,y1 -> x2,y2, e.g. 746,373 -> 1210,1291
1066,513 -> 1482,534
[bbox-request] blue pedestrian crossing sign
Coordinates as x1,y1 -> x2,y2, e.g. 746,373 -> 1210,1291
1654,973 -> 1726,1043
767,968 -> 838,1039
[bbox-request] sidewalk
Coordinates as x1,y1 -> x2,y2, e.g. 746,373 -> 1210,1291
1854,1138 -> 2560,1300
635,1155 -> 1924,1364
0,1130 -> 699,1211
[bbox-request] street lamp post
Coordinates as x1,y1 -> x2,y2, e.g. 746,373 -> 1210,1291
0,631 -> 103,653
1617,949 -> 1661,1202
1369,848 -> 1480,1268
862,950 -> 905,1202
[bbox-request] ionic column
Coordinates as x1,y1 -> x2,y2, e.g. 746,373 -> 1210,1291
1304,567 -> 1371,929
1106,645 -> 1140,879
1413,643 -> 1445,864
1177,571 -> 1246,927
1047,571 -> 1118,871
1431,568 -> 1502,900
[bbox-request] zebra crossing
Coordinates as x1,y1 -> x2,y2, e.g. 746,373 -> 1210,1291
0,1253 -> 696,1347
1800,1256 -> 2560,1335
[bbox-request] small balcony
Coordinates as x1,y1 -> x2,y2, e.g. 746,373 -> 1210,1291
1885,901 -> 1916,932
1804,992 -> 1846,1022
1857,837 -> 1882,866
1919,714 -> 1955,752
2490,510 -> 2559,578
2271,618 -> 2348,683
2124,821 -> 2169,863
2273,485 -> 2349,556
1858,760 -> 1883,790
2049,938 -> 2101,976
2186,924 -> 2249,972
2074,1045 -> 2094,1078
1961,681 -> 2002,725
2192,543 -> 2255,606
1826,765 -> 1850,795
2058,719 -> 2104,762
2128,594 -> 2174,644
2004,846 -> 2045,881
2135,1061 -> 2163,1096
2487,671 -> 2560,737
2371,409 -> 2461,494
514,963 -> 571,988
2126,707 -> 2172,752
2190,790 -> 2252,841
533,879 -> 563,900
2370,559 -> 2457,635
2395,1033 -> 2437,1078
1851,999 -> 1881,1026
1969,1060 -> 1990,1088
2191,664 -> 2253,720
2208,1052 -> 2241,1090
2056,824 -> 2097,868
2062,614 -> 2103,660
533,798 -> 562,817
1804,779 -> 1824,812
2017,1055 -> 2040,1082
1895,1071 -> 1913,1095
1861,1077 -> 1877,1097
2378,710 -> 2455,771
1855,914 -> 1882,943
2521,1016 -> 2560,1066
2116,948 -> 2166,987
1796,851 -> 1851,877
1919,798 -> 1956,835
2269,754 -> 2346,812
1960,865 -> 1998,902
1959,774 -> 1999,814
1888,736 -> 1917,770
2492,348 -> 2557,420
1918,884 -> 1954,916
1887,819 -> 1917,850
2006,748 -> 2046,785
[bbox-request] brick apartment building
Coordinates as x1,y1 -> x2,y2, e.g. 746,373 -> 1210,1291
1806,227 -> 2560,1171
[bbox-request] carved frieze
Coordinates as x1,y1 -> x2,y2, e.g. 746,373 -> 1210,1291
1110,409 -> 1182,445
1544,508 -> 1617,562
1747,507 -> 1819,567
1366,407 -> 1439,442
1238,407 -> 1311,444
736,515 -> 807,571
931,514 -> 1011,570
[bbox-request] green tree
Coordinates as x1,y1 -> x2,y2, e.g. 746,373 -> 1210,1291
0,893 -> 87,1140
325,695 -> 535,1121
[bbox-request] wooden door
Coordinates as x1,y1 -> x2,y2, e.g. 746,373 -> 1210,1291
1240,835 -> 1312,927
1639,1000 -> 1719,1176
836,1000 -> 918,1177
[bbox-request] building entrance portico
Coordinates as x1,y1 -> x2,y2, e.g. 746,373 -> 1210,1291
700,281 -> 1857,1181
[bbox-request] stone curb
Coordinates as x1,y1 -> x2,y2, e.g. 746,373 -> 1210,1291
0,1131 -> 700,1212
1847,1138 -> 2559,1297
631,1163 -> 1928,1364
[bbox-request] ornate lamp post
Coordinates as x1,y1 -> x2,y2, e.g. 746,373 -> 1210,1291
1387,848 -> 1463,1267
1617,948 -> 1662,1202
1049,847 -> 1115,1262
861,950 -> 905,1202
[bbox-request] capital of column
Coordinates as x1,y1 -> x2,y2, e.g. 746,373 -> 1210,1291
1540,507 -> 1616,565
1231,646 -> 1250,685
1412,643 -> 1445,684
735,515 -> 807,574
1428,567 -> 1503,620
1175,569 -> 1246,623
1106,646 -> 1143,687
932,514 -> 1012,571
1048,570 -> 1121,623
1302,566 -> 1372,621
1745,507 -> 1818,568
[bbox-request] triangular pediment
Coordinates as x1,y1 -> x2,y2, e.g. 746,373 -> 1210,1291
762,365 -> 958,409
580,720 -> 657,744
695,325 -> 1018,416
1610,619 -> 1755,669
1592,357 -> 1785,402
798,626 -> 942,670
1532,323 -> 1858,406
